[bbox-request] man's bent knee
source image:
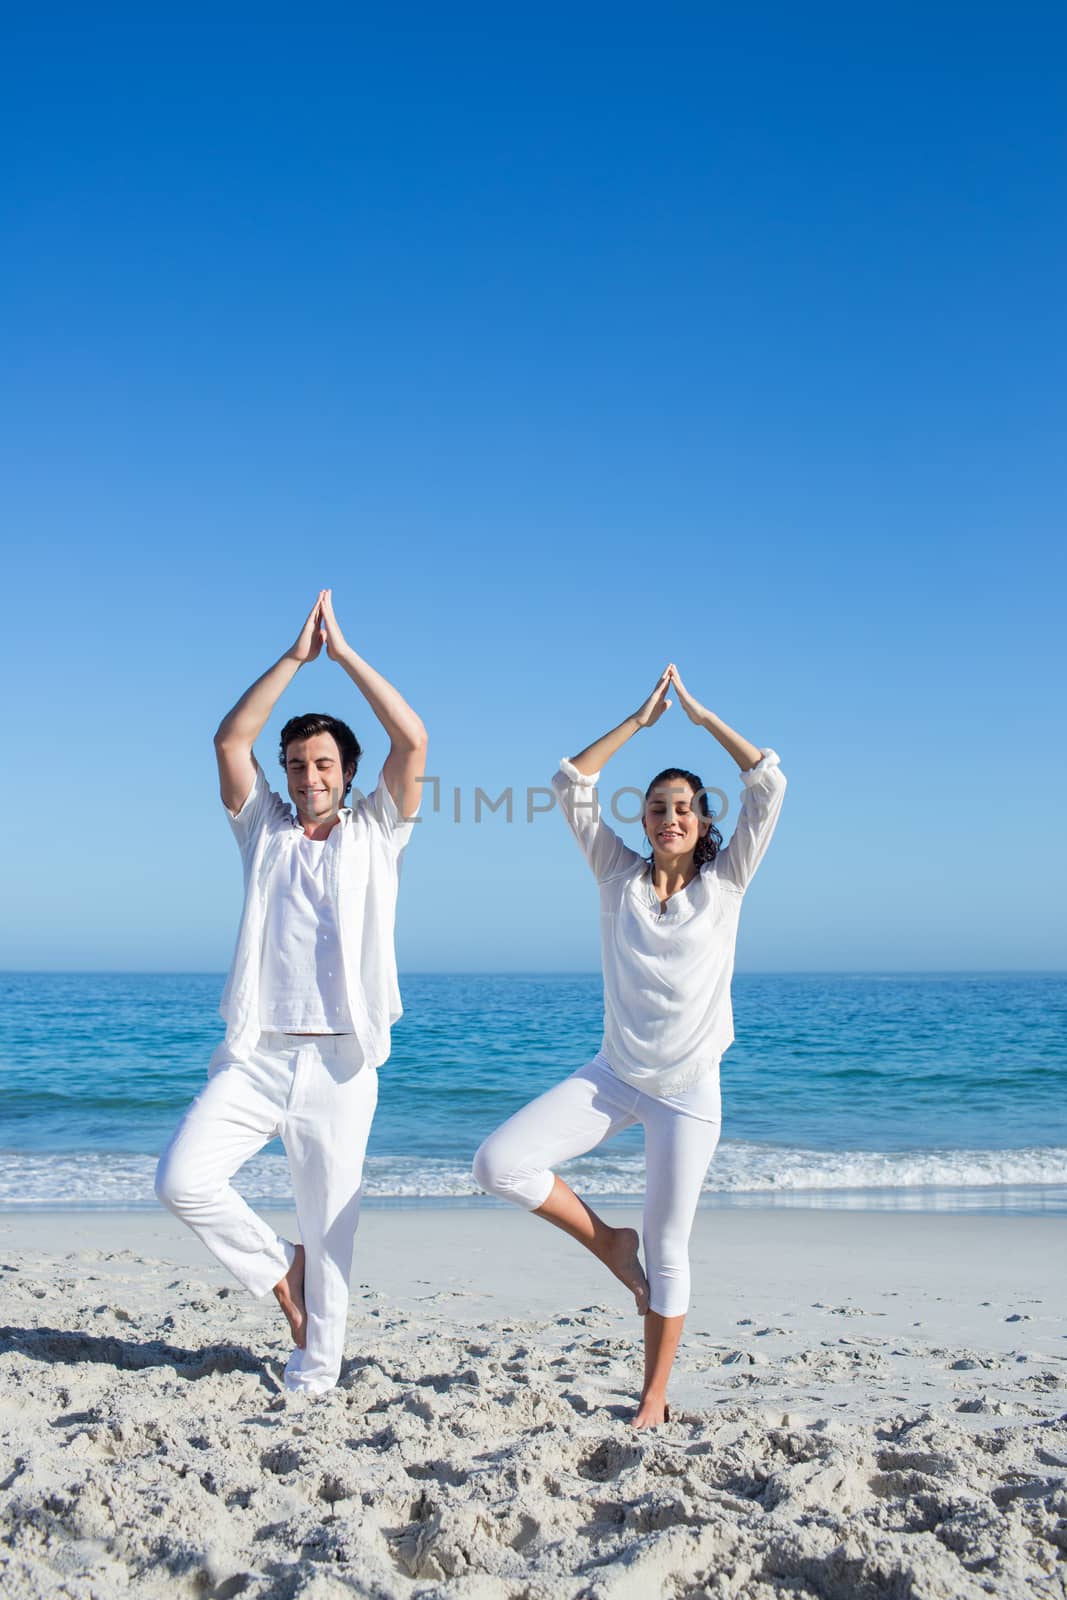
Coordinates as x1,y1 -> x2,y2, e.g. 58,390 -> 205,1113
154,1148 -> 200,1214
154,1151 -> 175,1209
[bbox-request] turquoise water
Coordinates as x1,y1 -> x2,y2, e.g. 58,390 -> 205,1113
1,971 -> 1064,1211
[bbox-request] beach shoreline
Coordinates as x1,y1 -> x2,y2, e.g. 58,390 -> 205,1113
4,1180 -> 1067,1216
2,1207 -> 1064,1596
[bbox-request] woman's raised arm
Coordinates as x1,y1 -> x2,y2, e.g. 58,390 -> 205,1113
667,665 -> 763,771
667,665 -> 785,890
553,668 -> 673,883
568,667 -> 673,775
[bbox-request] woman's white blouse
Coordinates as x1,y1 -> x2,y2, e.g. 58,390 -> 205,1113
551,750 -> 786,1097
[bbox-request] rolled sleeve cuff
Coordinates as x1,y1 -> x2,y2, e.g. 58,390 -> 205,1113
227,765 -> 265,823
365,770 -> 418,835
557,756 -> 600,786
740,748 -> 782,788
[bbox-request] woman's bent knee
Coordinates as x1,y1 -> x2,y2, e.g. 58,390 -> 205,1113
472,1136 -> 548,1209
472,1137 -> 506,1197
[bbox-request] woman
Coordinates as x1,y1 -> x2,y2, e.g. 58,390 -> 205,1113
472,664 -> 786,1426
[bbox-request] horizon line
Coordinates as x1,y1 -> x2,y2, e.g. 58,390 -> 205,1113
1,968 -> 1064,979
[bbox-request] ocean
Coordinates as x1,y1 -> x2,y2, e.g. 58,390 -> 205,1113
1,971 -> 1065,1213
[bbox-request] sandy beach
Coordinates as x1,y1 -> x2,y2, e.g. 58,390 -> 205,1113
1,1206 -> 1064,1598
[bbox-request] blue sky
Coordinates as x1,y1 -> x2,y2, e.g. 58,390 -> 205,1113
2,8 -> 1064,972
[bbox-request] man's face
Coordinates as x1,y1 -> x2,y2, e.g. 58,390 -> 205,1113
643,780 -> 708,859
283,732 -> 352,825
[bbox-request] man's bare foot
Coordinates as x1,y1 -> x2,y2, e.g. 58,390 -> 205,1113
273,1245 -> 307,1348
632,1395 -> 670,1428
602,1227 -> 650,1315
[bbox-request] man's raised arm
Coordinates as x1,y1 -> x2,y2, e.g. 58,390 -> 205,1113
319,589 -> 428,819
213,592 -> 326,813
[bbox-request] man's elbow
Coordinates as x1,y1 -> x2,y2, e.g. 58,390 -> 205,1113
397,721 -> 429,756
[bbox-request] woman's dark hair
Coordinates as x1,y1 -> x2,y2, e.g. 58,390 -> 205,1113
643,767 -> 723,867
279,714 -> 362,799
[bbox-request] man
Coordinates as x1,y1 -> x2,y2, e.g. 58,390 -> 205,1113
156,589 -> 426,1393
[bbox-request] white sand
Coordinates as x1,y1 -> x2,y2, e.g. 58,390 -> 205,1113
1,1207 -> 1065,1598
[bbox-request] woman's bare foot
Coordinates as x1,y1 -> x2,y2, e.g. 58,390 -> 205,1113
531,1179 -> 649,1315
632,1394 -> 670,1428
602,1226 -> 650,1315
273,1245 -> 307,1348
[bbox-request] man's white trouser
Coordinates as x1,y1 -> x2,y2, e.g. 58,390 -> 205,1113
155,1032 -> 377,1394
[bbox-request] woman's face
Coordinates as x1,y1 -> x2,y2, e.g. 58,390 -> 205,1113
643,778 -> 708,860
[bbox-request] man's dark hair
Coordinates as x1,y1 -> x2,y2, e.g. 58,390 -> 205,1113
644,766 -> 724,867
279,714 -> 362,799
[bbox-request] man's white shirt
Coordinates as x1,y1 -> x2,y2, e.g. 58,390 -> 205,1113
260,831 -> 351,1033
215,764 -> 415,1069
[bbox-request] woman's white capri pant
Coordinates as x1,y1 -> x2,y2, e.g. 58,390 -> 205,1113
155,1032 -> 377,1395
472,1054 -> 720,1318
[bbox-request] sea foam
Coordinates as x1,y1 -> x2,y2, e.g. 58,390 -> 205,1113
2,1143 -> 1066,1212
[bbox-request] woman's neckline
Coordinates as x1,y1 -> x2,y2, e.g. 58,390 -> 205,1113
643,860 -> 702,916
